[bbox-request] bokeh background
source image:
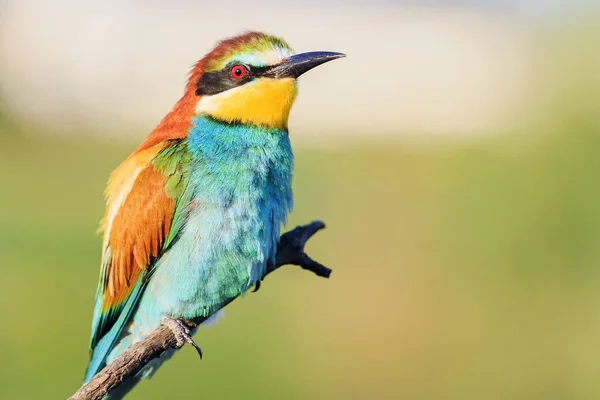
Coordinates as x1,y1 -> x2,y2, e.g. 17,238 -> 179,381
2,0 -> 600,399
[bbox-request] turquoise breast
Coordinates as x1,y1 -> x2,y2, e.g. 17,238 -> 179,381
121,116 -> 294,340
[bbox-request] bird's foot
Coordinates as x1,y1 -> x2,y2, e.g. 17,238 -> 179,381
162,316 -> 203,359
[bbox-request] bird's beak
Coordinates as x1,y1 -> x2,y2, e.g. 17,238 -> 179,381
265,51 -> 346,79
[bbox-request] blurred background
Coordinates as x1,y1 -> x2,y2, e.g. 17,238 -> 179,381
1,0 -> 600,398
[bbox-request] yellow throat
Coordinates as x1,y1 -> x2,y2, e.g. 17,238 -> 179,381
195,77 -> 298,130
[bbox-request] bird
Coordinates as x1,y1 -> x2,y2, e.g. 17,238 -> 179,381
82,31 -> 344,398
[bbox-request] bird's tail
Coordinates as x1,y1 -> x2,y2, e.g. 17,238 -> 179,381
84,280 -> 147,383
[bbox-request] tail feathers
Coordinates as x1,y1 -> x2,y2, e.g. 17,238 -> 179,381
83,325 -> 116,382
84,280 -> 145,383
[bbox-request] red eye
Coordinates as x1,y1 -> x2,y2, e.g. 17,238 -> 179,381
230,65 -> 247,79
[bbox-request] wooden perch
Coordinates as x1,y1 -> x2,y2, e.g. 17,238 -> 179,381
69,220 -> 331,400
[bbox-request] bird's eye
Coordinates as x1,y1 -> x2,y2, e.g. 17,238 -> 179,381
230,65 -> 247,79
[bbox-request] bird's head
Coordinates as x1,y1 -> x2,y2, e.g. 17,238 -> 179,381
189,32 -> 344,130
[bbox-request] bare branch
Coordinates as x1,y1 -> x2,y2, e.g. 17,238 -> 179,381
69,220 -> 331,400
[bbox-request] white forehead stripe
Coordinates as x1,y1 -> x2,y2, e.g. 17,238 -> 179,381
234,47 -> 294,68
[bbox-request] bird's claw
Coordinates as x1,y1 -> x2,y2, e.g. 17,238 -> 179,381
162,316 -> 203,359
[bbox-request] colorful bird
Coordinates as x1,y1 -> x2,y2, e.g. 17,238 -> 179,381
83,32 -> 344,397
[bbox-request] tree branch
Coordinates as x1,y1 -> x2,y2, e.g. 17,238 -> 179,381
69,220 -> 331,400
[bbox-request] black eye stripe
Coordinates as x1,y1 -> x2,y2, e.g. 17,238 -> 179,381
196,63 -> 275,96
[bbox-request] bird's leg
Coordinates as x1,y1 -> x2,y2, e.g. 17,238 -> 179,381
162,316 -> 203,359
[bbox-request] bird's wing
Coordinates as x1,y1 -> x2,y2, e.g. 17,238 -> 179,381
85,139 -> 192,381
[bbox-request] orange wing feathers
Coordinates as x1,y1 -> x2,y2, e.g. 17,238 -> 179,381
97,142 -> 173,312
102,166 -> 174,310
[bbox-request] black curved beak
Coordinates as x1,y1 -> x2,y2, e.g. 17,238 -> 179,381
265,51 -> 346,79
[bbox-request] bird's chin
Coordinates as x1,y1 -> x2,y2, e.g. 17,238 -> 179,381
196,78 -> 298,130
